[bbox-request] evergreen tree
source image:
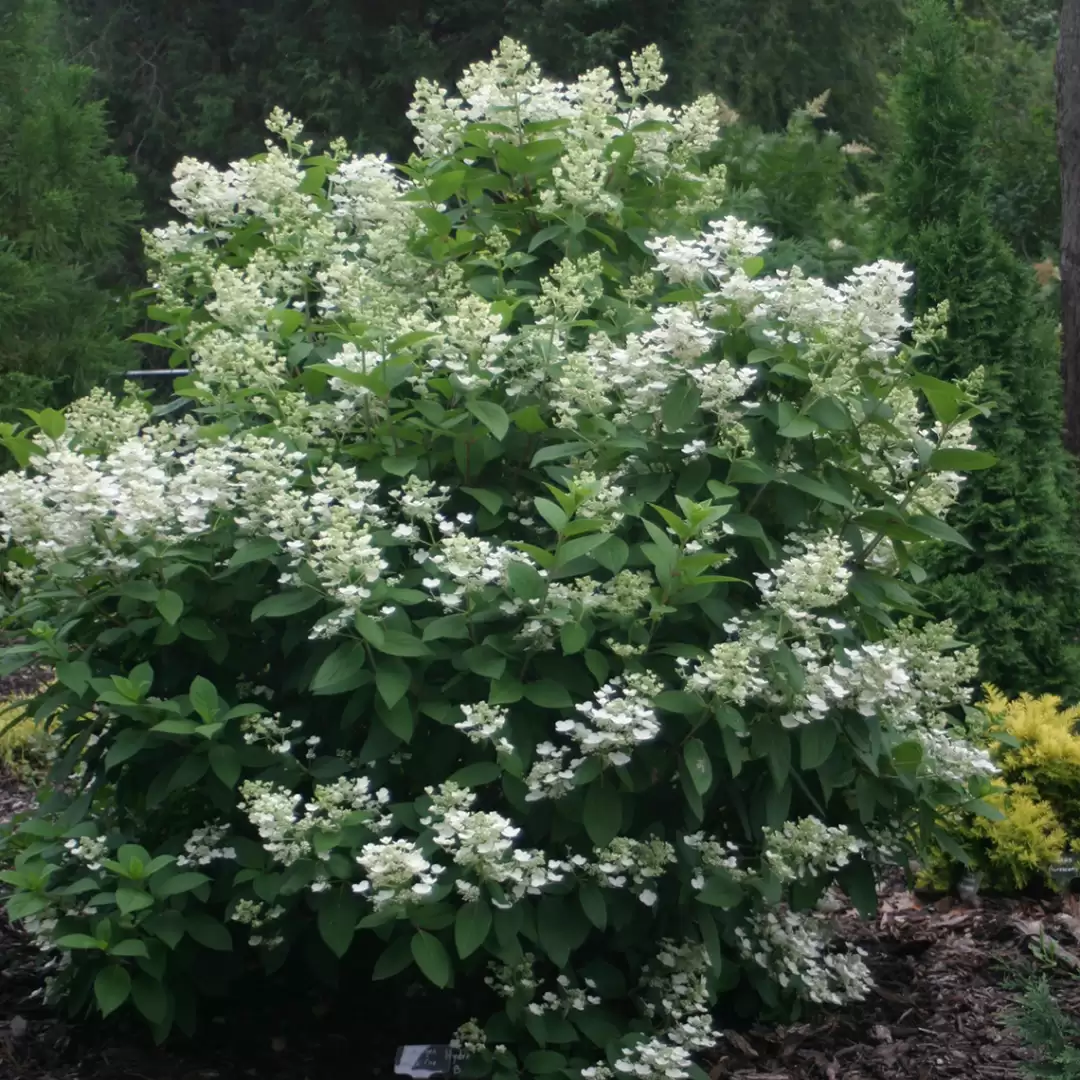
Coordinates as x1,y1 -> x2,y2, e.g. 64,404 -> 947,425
0,0 -> 139,418
886,0 -> 1080,699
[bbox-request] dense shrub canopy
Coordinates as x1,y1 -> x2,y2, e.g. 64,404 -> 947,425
0,40 -> 1000,1069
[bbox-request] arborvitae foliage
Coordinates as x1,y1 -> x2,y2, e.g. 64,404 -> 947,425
886,0 -> 1080,700
0,0 -> 139,417
962,9 -> 1059,257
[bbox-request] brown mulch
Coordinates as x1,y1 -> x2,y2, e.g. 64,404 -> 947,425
708,888 -> 1080,1079
0,664 -> 52,702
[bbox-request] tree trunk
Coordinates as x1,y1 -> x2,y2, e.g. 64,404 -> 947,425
1058,0 -> 1080,454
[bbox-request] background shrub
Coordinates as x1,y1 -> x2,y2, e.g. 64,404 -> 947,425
710,99 -> 882,282
0,41 -> 1004,1068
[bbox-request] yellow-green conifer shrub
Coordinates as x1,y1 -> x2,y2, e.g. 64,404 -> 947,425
0,688 -> 59,781
925,686 -> 1080,890
967,786 -> 1067,890
982,685 -> 1080,832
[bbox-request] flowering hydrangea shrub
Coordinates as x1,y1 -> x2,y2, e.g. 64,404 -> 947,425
0,39 -> 999,1072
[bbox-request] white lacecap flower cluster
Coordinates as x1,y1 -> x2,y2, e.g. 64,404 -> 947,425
566,471 -> 626,531
665,532 -> 987,782
683,831 -> 745,889
526,672 -> 663,801
640,940 -> 718,1050
63,835 -> 108,872
485,953 -> 539,999
735,908 -> 873,1006
64,387 -> 151,453
421,783 -> 570,904
525,973 -> 602,1016
761,817 -> 864,884
582,1038 -> 695,1080
353,837 -> 443,909
230,897 -> 285,948
450,1019 -> 487,1055
517,569 -> 653,649
455,702 -> 513,754
755,535 -> 853,626
176,822 -> 236,867
242,711 -> 302,755
576,837 -> 676,906
418,529 -> 532,612
239,776 -> 391,867
678,639 -> 766,705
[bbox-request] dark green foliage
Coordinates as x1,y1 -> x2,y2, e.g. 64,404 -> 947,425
966,0 -> 1061,51
0,0 -> 139,417
964,12 -> 1059,256
885,0 -> 1080,700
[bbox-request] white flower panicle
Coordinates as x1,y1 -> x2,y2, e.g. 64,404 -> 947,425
559,671 -> 663,766
525,671 -> 664,801
583,1039 -> 695,1080
64,836 -> 108,872
756,535 -> 853,624
421,530 -> 533,610
640,940 -> 718,1050
64,388 -> 150,452
455,702 -> 510,746
230,898 -> 285,949
524,973 -> 602,1017
679,639 -> 766,704
239,776 -> 391,866
683,831 -> 745,888
451,1019 -> 488,1055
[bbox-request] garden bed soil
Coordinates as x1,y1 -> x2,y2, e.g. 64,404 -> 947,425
0,759 -> 1076,1080
0,664 -> 52,702
708,886 -> 1080,1079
